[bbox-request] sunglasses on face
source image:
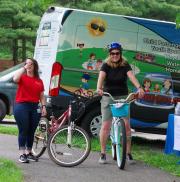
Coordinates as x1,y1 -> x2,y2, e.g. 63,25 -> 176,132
110,52 -> 120,56
90,23 -> 105,32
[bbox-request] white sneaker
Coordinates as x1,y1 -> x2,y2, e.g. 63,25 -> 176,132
98,153 -> 107,164
19,154 -> 29,163
126,153 -> 136,165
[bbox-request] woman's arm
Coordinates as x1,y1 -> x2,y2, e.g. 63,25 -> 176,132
127,70 -> 144,97
13,67 -> 25,83
40,92 -> 47,116
97,71 -> 106,95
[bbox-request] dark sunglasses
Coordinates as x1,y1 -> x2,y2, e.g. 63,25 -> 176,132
24,62 -> 33,66
110,52 -> 120,56
90,23 -> 105,32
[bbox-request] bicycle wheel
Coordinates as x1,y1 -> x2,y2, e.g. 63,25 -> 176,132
32,120 -> 47,158
47,125 -> 91,167
115,119 -> 126,169
110,124 -> 117,160
111,144 -> 117,160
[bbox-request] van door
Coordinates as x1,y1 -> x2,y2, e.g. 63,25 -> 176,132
34,10 -> 64,95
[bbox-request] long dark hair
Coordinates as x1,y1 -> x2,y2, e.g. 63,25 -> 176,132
25,58 -> 40,78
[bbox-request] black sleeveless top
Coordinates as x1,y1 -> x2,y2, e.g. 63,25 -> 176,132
100,62 -> 132,96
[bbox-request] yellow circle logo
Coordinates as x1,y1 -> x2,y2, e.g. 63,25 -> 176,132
87,17 -> 107,36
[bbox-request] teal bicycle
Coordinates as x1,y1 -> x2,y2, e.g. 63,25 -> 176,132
103,92 -> 136,169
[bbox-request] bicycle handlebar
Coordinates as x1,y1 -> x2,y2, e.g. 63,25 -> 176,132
102,92 -> 138,104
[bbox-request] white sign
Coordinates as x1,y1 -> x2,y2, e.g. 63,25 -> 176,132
174,115 -> 180,150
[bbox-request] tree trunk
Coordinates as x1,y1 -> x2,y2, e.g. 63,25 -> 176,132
22,38 -> 26,61
12,39 -> 18,65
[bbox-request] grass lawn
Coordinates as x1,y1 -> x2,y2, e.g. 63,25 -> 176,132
5,115 -> 15,119
131,137 -> 180,177
0,125 -> 18,135
0,125 -> 180,177
0,157 -> 23,182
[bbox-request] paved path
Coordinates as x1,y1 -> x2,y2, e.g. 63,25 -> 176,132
0,134 -> 179,182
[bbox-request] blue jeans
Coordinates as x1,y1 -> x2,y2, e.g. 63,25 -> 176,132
14,102 -> 40,150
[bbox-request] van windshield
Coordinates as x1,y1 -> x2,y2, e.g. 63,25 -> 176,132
0,63 -> 23,78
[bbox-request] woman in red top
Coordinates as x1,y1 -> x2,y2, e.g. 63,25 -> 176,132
13,58 -> 47,163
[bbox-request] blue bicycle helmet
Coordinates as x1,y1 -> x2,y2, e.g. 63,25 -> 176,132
108,42 -> 122,52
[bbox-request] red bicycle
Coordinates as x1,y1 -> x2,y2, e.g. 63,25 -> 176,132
32,96 -> 91,167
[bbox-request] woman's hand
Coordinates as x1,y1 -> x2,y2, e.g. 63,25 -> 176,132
24,62 -> 33,70
137,87 -> 144,98
97,88 -> 103,96
40,92 -> 47,116
41,106 -> 47,116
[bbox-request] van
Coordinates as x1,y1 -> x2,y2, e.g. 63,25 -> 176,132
34,6 -> 180,136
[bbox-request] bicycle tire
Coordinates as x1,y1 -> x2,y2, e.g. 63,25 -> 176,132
111,144 -> 117,160
47,125 -> 91,167
116,119 -> 126,169
32,124 -> 47,158
110,123 -> 117,160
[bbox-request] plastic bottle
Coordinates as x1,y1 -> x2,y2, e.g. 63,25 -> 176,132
39,117 -> 48,132
175,102 -> 180,116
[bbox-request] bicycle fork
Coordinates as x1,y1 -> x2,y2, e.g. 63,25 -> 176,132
67,122 -> 74,147
111,118 -> 121,145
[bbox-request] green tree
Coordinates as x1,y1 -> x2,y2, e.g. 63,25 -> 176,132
0,0 -> 41,64
58,0 -> 180,22
176,13 -> 180,29
27,0 -> 56,13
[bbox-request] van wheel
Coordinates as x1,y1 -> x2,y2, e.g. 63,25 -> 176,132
81,107 -> 102,137
0,99 -> 6,122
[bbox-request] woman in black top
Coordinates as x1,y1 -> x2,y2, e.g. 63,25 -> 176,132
97,42 -> 144,164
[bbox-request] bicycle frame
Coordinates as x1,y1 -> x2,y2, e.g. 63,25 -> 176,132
37,97 -> 85,145
49,108 -> 70,133
36,107 -> 70,149
110,117 -> 122,145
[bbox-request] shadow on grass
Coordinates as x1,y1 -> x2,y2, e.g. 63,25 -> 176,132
132,136 -> 165,151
